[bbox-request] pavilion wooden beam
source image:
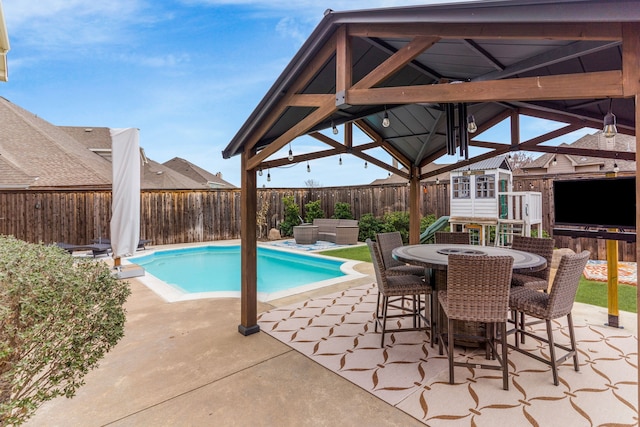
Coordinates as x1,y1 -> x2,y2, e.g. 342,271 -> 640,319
346,70 -> 623,105
336,25 -> 352,108
352,36 -> 439,90
347,22 -> 622,41
247,98 -> 336,170
354,119 -> 413,169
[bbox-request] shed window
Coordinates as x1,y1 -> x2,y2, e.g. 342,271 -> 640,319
476,175 -> 495,198
452,176 -> 470,199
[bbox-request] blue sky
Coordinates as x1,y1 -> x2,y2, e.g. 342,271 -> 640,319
0,0 -> 593,188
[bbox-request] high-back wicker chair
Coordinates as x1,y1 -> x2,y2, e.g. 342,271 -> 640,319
435,231 -> 471,245
376,232 -> 425,278
510,235 -> 555,292
508,250 -> 590,386
438,254 -> 514,390
366,239 -> 433,347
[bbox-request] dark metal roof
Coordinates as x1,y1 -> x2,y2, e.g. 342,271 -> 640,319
223,0 -> 638,174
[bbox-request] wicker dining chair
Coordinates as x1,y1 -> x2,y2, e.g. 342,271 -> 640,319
438,254 -> 514,390
508,250 -> 590,386
510,235 -> 555,292
376,232 -> 425,277
367,239 -> 433,347
435,231 -> 471,245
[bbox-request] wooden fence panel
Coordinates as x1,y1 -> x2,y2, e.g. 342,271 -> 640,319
0,180 -> 635,261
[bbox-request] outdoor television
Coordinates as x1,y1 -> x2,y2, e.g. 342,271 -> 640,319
553,176 -> 636,230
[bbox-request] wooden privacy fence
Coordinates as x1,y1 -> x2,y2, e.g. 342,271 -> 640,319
0,175 -> 634,261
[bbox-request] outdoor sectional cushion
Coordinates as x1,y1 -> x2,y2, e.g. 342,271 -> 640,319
313,219 -> 359,244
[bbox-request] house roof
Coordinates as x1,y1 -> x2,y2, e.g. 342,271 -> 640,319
0,99 -> 213,190
524,131 -> 636,172
163,157 -> 237,189
0,98 -> 113,189
223,0 -> 637,179
61,126 -> 210,190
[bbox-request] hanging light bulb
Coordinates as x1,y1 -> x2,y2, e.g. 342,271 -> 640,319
382,107 -> 390,128
613,161 -> 620,173
466,114 -> 477,133
603,99 -> 617,138
436,177 -> 440,185
332,121 -> 338,135
339,155 -> 342,166
307,161 -> 311,173
258,168 -> 263,177
364,161 -> 368,169
267,170 -> 271,182
288,144 -> 294,162
552,156 -> 557,166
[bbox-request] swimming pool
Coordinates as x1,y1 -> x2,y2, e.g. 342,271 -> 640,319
126,244 -> 366,302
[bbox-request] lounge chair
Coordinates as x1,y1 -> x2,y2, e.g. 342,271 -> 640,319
92,238 -> 151,250
55,242 -> 111,257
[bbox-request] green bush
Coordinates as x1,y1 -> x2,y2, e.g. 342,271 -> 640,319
381,211 -> 411,243
304,200 -> 324,223
332,202 -> 353,219
279,195 -> 301,237
358,213 -> 385,242
0,236 -> 131,425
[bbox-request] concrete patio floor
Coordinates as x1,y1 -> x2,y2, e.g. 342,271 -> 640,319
25,254 -> 637,426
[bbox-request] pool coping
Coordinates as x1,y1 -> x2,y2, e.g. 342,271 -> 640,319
122,241 -> 368,303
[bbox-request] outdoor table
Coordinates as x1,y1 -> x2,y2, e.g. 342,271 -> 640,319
293,225 -> 319,244
392,244 -> 547,345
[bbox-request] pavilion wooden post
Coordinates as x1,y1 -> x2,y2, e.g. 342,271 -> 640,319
238,147 -> 259,336
605,239 -> 620,328
409,165 -> 421,245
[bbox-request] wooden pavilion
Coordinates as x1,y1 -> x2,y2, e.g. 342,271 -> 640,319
222,0 -> 639,337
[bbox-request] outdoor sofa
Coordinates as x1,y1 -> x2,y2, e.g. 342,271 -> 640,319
312,218 -> 359,245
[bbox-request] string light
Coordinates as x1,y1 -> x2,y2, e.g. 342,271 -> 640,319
382,106 -> 390,128
364,161 -> 368,169
258,168 -> 263,177
332,121 -> 338,135
466,114 -> 477,133
267,170 -> 271,182
288,144 -> 294,162
339,155 -> 342,165
603,98 -> 617,138
307,161 -> 311,173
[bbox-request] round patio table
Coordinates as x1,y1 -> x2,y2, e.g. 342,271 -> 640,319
392,244 -> 547,345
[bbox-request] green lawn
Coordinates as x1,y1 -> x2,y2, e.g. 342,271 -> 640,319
319,245 -> 637,314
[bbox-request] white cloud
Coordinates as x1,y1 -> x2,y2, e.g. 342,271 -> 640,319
3,0 -> 153,50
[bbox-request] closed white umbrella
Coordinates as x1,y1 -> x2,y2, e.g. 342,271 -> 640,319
110,128 -> 140,265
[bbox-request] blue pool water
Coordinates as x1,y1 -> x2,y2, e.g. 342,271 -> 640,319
130,245 -> 347,295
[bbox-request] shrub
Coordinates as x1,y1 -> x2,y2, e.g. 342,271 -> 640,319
0,236 -> 131,425
381,211 -> 411,243
358,213 -> 385,242
332,202 -> 353,219
304,200 -> 324,223
279,195 -> 301,237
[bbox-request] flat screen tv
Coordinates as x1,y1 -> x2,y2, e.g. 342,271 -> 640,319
553,176 -> 636,230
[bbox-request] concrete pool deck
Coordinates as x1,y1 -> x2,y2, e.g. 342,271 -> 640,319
25,242 -> 637,426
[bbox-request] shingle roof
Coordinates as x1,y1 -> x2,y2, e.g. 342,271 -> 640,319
524,131 -> 636,172
0,97 -> 112,188
0,99 -> 214,190
163,157 -> 237,188
61,126 -> 210,190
